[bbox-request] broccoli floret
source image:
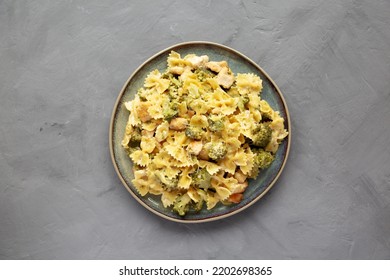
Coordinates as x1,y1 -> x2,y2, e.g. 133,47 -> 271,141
193,199 -> 204,212
241,94 -> 249,105
237,95 -> 249,112
155,171 -> 179,191
161,72 -> 171,79
208,116 -> 225,132
192,168 -> 211,190
171,76 -> 182,88
207,142 -> 227,161
194,68 -> 215,82
247,164 -> 260,179
253,148 -> 275,169
129,126 -> 142,147
246,148 -> 275,178
261,111 -> 273,122
252,122 -> 272,147
193,189 -> 207,212
165,75 -> 182,99
127,146 -> 141,156
162,177 -> 179,191
173,194 -> 191,216
137,88 -> 149,101
185,126 -> 204,140
163,102 -> 178,121
162,72 -> 181,85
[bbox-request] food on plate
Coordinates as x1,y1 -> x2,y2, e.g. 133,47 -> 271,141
121,51 -> 288,216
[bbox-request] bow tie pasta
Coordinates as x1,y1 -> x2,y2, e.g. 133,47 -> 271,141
121,51 -> 288,216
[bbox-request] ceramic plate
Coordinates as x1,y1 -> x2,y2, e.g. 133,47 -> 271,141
109,41 -> 291,223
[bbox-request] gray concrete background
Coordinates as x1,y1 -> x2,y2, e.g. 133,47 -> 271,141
1,0 -> 389,259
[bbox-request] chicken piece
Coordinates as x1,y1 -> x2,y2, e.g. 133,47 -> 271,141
205,60 -> 228,73
187,110 -> 195,118
217,67 -> 235,89
136,102 -> 152,122
169,117 -> 188,131
186,55 -> 209,68
141,129 -> 154,138
228,193 -> 243,203
187,141 -> 203,155
234,170 -> 247,184
233,182 -> 248,194
197,147 -> 210,161
169,66 -> 185,75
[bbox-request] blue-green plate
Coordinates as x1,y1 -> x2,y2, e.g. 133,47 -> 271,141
109,41 -> 291,223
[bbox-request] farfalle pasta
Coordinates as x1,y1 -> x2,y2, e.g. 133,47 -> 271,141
122,51 -> 288,216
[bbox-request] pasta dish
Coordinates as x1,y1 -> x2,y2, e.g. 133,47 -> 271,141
121,51 -> 288,216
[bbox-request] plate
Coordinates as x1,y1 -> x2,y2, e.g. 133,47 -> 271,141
109,41 -> 291,223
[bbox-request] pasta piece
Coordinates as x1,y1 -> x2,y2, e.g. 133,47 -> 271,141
218,153 -> 237,174
144,69 -> 170,94
198,160 -> 220,175
124,100 -> 141,126
129,150 -> 151,167
155,121 -> 170,142
233,148 -> 248,166
140,136 -> 156,153
209,88 -> 238,116
236,73 -> 262,95
206,191 -> 220,210
132,170 -> 149,196
121,134 -> 131,148
215,186 -> 231,201
189,115 -> 208,128
165,166 -> 181,179
167,51 -> 191,68
187,187 -> 201,202
165,144 -> 188,162
142,121 -> 158,132
239,148 -> 255,175
161,191 -> 180,207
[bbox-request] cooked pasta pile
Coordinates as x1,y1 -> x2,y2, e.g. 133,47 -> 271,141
122,51 -> 288,216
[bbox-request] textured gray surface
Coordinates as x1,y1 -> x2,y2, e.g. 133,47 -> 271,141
1,0 -> 389,260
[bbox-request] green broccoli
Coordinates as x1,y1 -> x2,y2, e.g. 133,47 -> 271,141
170,76 -> 182,88
252,122 -> 272,147
207,141 -> 227,161
208,116 -> 225,132
126,146 -> 141,156
247,164 -> 259,179
162,72 -> 181,85
173,194 -> 192,216
193,199 -> 204,212
137,88 -> 149,101
185,126 -> 204,140
253,148 -> 275,169
161,72 -> 171,79
237,94 -> 249,112
162,177 -> 179,191
261,111 -> 273,122
168,87 -> 178,99
155,171 -> 179,191
191,168 -> 212,190
163,102 -> 178,121
193,189 -> 207,212
168,77 -> 182,99
194,68 -> 215,82
129,126 -> 142,147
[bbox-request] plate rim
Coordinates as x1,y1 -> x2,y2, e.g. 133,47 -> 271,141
109,41 -> 291,223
